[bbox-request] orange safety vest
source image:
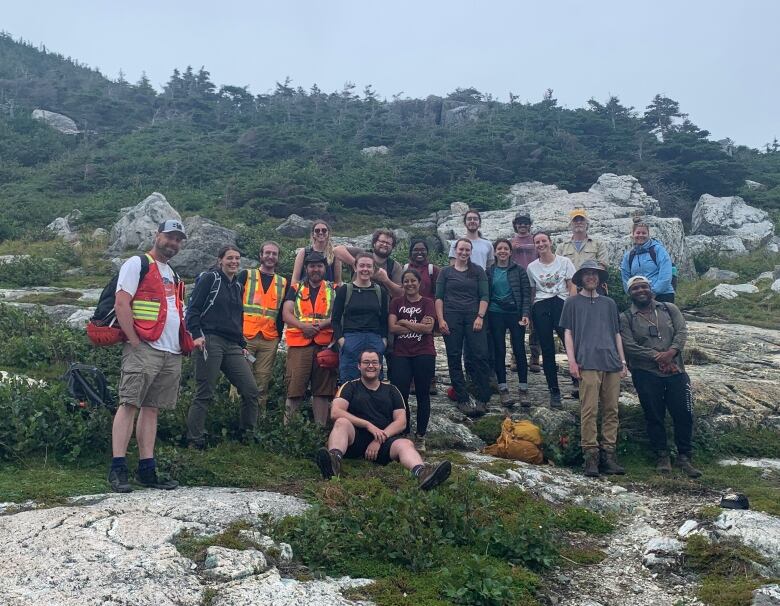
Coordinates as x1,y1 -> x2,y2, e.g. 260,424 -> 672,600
131,253 -> 194,353
285,280 -> 335,347
242,270 -> 287,340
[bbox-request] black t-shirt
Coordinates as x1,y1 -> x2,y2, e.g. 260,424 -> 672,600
336,379 -> 405,429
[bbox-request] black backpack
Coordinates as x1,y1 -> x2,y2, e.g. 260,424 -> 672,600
91,254 -> 151,327
63,363 -> 115,411
628,245 -> 657,270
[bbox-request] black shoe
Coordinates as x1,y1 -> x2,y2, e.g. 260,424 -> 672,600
188,440 -> 207,451
418,460 -> 452,491
316,447 -> 341,480
135,468 -> 178,490
549,390 -> 563,409
108,466 -> 132,493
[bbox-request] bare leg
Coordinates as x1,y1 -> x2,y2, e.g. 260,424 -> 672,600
312,396 -> 331,426
389,438 -> 423,471
135,407 -> 159,460
111,404 -> 138,457
327,418 -> 355,453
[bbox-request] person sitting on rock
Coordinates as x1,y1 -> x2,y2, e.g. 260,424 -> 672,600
315,348 -> 452,490
559,260 -> 628,478
619,275 -> 701,478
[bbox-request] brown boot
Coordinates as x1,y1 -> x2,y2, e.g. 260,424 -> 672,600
599,448 -> 626,475
583,448 -> 600,477
655,451 -> 672,474
529,355 -> 542,373
676,454 -> 702,478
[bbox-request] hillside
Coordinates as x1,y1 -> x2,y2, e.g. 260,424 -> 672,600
1,32 -> 779,244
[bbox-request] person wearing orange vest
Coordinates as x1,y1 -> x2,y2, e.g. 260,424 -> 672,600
108,220 -> 193,493
237,241 -> 288,414
282,251 -> 337,426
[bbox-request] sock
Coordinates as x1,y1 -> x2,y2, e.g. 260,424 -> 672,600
111,457 -> 127,470
412,464 -> 424,477
329,449 -> 343,459
138,458 -> 156,472
498,383 -> 508,390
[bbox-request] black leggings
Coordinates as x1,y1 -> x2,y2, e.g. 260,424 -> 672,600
488,312 -> 527,384
531,297 -> 565,392
391,354 -> 436,436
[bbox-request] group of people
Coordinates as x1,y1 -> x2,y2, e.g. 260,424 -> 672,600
106,207 -> 700,494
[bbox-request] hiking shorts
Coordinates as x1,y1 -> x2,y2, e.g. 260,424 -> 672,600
285,344 -> 337,399
119,342 -> 182,410
344,428 -> 404,465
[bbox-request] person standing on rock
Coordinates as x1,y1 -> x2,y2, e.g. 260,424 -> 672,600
556,208 -> 609,272
109,220 -> 193,493
620,275 -> 701,478
282,251 -> 337,425
388,268 -> 437,451
435,238 -> 492,417
186,246 -> 261,448
620,218 -> 675,303
510,214 -> 542,374
237,241 -> 288,416
559,260 -> 627,478
334,229 -> 404,298
316,348 -> 451,491
448,208 -> 495,270
487,238 -> 532,407
526,232 -> 577,408
291,219 -> 342,287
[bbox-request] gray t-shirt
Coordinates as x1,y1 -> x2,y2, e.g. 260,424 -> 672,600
448,238 -> 494,269
558,294 -> 622,372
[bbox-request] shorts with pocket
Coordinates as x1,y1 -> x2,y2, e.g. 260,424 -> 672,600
118,342 -> 182,409
344,428 -> 404,465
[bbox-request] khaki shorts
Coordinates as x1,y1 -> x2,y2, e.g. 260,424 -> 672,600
285,344 -> 336,399
119,342 -> 182,410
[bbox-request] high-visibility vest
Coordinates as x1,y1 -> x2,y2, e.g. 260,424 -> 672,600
285,280 -> 335,347
242,270 -> 287,340
131,253 -> 192,352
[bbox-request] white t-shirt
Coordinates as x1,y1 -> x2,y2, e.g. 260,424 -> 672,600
527,255 -> 576,303
448,237 -> 495,270
116,256 -> 181,354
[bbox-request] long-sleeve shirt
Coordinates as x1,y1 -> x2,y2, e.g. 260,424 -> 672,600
619,301 -> 687,376
186,270 -> 246,347
331,282 -> 389,339
620,239 -> 674,295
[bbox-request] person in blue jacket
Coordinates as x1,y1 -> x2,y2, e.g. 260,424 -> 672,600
620,219 -> 675,303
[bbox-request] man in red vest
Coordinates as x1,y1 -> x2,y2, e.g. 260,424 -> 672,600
108,220 -> 191,493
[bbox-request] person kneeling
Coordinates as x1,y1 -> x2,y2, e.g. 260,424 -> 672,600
316,349 -> 451,491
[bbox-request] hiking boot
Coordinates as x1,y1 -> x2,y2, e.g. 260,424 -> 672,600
108,466 -> 132,493
583,449 -> 600,478
414,435 -> 427,453
316,447 -> 342,480
135,468 -> 178,490
417,460 -> 452,491
429,377 -> 438,395
456,399 -> 480,418
549,390 -> 563,409
475,400 -> 489,416
676,454 -> 702,479
599,449 -> 626,475
655,451 -> 672,474
188,439 -> 207,451
499,388 -> 515,408
529,356 -> 542,373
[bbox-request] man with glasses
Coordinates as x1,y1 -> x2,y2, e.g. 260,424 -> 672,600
335,229 -> 404,297
620,275 -> 701,478
316,349 -> 452,490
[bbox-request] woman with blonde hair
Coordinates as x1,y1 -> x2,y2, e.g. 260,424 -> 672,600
291,219 -> 342,286
620,218 -> 675,303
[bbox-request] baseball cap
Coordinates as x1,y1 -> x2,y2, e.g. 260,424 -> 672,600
627,275 -> 651,289
158,219 -> 187,238
304,250 -> 327,265
569,208 -> 588,220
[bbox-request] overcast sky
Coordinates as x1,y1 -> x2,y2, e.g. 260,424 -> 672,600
3,0 -> 778,148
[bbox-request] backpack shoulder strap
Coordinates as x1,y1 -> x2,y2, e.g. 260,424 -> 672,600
373,283 -> 382,307
345,282 -> 354,309
622,309 -> 634,332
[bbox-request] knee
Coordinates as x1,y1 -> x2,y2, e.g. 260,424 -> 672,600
333,417 -> 352,431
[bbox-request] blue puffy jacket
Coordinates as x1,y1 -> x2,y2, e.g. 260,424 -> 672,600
620,239 -> 674,295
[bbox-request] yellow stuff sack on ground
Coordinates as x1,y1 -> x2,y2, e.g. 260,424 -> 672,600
483,418 -> 544,464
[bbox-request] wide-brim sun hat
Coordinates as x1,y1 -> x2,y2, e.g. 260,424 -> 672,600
572,259 -> 609,287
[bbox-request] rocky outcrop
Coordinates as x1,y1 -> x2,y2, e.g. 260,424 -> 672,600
714,510 -> 780,575
702,267 -> 739,281
360,145 -> 389,156
276,214 -> 313,237
46,217 -> 78,242
702,283 -> 759,299
169,216 -> 239,277
435,174 -> 694,276
108,193 -> 181,254
688,194 -> 775,256
31,109 -> 79,135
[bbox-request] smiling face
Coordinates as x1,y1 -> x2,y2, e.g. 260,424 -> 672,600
495,241 -> 511,263
580,269 -> 600,291
219,249 -> 241,277
355,256 -> 375,282
533,233 -> 552,255
633,225 -> 650,246
464,212 -> 481,234
571,216 -> 589,237
372,235 -> 395,259
514,221 -> 531,236
358,351 -> 381,380
153,231 -> 184,261
260,244 -> 279,272
305,261 -> 325,284
312,223 -> 329,244
629,280 -> 653,306
454,240 -> 472,262
410,242 -> 428,264
402,272 -> 420,297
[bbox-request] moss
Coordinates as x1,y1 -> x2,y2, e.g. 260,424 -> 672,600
173,520 -> 255,563
558,546 -> 607,566
471,415 -> 504,445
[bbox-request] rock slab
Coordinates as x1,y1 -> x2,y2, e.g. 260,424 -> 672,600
108,192 -> 182,255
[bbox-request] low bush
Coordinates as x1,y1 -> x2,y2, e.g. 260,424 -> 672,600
0,256 -> 62,286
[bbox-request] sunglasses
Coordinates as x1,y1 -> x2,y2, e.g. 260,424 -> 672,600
313,228 -> 328,234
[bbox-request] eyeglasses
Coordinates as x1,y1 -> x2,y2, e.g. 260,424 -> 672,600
376,239 -> 394,246
360,360 -> 380,367
313,228 -> 328,234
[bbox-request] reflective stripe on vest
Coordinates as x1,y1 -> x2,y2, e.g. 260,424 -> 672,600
286,281 -> 335,346
131,255 -> 160,322
243,270 -> 285,318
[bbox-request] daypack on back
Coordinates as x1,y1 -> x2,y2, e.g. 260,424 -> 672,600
86,255 -> 151,346
187,270 -> 222,321
344,282 -> 383,310
628,244 -> 657,269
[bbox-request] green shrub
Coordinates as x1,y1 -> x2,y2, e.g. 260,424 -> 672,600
441,555 -> 538,606
0,256 -> 62,286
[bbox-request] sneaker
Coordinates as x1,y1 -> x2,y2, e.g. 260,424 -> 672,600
135,468 -> 178,490
316,447 -> 341,480
499,388 -> 515,408
417,460 -> 452,491
414,435 -> 427,453
549,390 -> 563,409
108,466 -> 132,493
